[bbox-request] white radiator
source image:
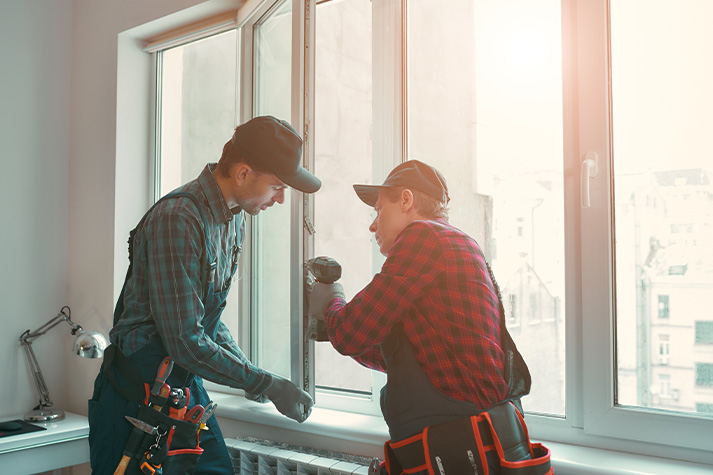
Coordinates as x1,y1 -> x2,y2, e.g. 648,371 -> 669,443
225,437 -> 376,475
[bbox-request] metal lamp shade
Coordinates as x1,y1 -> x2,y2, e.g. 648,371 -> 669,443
72,329 -> 108,359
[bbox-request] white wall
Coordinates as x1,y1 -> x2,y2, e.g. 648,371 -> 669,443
0,0 -> 72,419
0,0 -> 242,420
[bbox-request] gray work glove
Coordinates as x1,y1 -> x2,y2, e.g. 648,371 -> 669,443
245,391 -> 269,404
308,282 -> 345,321
264,374 -> 314,423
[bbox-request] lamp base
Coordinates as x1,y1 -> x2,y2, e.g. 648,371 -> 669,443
24,408 -> 65,422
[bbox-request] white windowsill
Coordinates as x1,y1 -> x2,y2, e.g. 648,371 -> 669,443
211,392 -> 388,452
211,393 -> 713,475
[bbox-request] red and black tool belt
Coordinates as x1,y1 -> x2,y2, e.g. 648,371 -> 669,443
383,402 -> 553,475
130,389 -> 205,475
103,347 -> 205,475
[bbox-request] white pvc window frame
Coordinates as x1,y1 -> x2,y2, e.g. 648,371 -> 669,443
526,0 -> 713,463
145,0 -> 713,464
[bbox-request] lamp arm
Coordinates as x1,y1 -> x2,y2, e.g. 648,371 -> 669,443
20,306 -> 79,344
21,337 -> 54,409
18,306 -> 78,410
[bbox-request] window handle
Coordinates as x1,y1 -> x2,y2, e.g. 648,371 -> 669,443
581,151 -> 599,208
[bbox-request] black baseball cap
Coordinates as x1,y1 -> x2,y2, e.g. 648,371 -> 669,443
353,160 -> 450,207
230,116 -> 321,193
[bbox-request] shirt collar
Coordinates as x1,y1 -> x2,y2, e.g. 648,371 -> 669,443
198,163 -> 242,223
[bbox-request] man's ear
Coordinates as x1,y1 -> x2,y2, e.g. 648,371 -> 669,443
232,164 -> 251,185
400,189 -> 415,212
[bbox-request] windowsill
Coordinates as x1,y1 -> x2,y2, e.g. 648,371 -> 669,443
211,393 -> 713,475
211,392 -> 389,450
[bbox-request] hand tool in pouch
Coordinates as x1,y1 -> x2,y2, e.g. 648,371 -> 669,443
183,404 -> 204,424
112,417 -> 159,475
168,387 -> 187,419
198,401 -> 216,430
150,357 -> 174,410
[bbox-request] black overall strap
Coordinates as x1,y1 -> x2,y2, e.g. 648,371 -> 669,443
107,191 -> 212,399
485,262 -> 532,403
114,191 -> 211,326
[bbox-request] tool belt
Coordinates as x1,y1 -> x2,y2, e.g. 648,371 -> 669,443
103,345 -> 206,475
383,402 -> 553,475
115,396 -> 205,475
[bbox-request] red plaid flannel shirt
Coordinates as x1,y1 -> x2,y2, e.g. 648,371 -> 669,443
324,219 -> 507,408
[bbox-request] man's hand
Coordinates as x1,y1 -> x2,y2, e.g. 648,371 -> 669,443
308,282 -> 345,321
264,374 -> 314,423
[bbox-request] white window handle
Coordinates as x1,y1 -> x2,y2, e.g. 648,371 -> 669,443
581,151 -> 599,208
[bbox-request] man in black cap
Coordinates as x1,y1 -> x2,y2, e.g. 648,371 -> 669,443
309,160 -> 537,474
89,116 -> 318,474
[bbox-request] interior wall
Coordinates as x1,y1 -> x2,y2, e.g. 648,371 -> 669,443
0,0 -> 73,419
0,0 -> 242,422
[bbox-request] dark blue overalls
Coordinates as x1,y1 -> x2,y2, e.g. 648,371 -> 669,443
88,192 -> 237,474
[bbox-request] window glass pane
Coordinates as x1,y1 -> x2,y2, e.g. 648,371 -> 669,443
696,322 -> 713,345
252,0 -> 293,378
695,364 -> 713,387
157,30 -> 240,329
657,295 -> 670,319
612,0 -> 713,416
158,30 -> 238,196
408,0 -> 565,417
314,0 -> 374,393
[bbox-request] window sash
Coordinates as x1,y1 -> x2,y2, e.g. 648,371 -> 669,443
572,0 -> 713,458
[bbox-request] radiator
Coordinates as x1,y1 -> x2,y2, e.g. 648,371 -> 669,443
225,436 -> 377,475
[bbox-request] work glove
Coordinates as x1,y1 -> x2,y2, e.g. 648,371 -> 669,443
308,282 -> 345,321
264,374 -> 314,423
245,391 -> 269,404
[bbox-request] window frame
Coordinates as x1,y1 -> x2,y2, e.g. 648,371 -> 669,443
566,0 -> 713,460
146,0 -> 713,465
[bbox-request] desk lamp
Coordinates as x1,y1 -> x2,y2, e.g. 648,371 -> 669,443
19,306 -> 108,422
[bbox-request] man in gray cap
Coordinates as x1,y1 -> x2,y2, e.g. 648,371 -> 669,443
89,116 -> 319,474
309,160 -> 542,475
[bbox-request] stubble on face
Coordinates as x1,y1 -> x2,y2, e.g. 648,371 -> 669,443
239,171 -> 287,215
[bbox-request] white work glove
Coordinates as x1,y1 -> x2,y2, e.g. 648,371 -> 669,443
308,282 -> 345,321
264,374 -> 314,423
